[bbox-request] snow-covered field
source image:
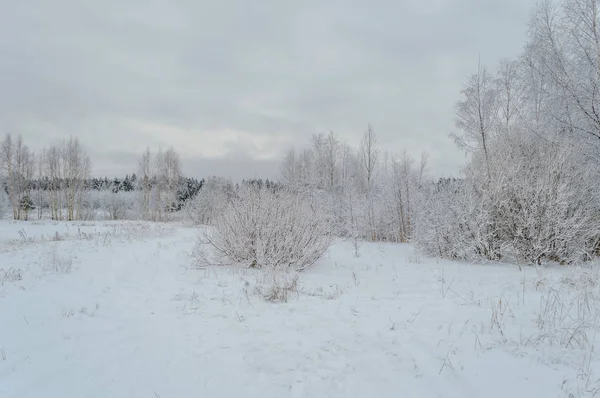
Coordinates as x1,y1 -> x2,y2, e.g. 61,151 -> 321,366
0,221 -> 599,398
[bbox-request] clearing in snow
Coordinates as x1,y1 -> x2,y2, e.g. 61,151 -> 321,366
0,221 -> 598,397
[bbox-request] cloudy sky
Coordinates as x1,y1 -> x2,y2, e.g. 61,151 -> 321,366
1,1 -> 537,180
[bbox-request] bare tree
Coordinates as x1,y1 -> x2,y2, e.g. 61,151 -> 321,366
360,123 -> 379,191
339,143 -> 363,246
36,153 -> 44,219
280,149 -> 298,186
62,137 -> 91,221
495,58 -> 526,134
0,134 -> 36,220
388,151 -> 417,242
13,135 -> 25,219
19,146 -> 35,220
162,147 -> 182,216
450,61 -> 499,178
42,145 -> 63,220
152,147 -> 165,221
321,131 -> 339,191
137,146 -> 181,221
418,152 -> 429,186
39,138 -> 90,221
1,134 -> 16,219
528,0 -> 600,155
279,129 -> 428,244
138,147 -> 152,220
0,183 -> 7,219
359,124 -> 379,240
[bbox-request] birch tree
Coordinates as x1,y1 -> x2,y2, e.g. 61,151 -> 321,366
495,58 -> 526,134
62,137 -> 91,221
450,61 -> 499,178
138,146 -> 182,221
1,134 -> 16,219
528,0 -> 600,158
39,138 -> 90,221
42,146 -> 63,220
162,147 -> 182,214
280,149 -> 298,186
138,148 -> 152,220
1,134 -> 36,220
359,124 -> 379,240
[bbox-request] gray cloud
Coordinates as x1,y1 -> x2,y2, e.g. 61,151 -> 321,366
0,0 -> 537,180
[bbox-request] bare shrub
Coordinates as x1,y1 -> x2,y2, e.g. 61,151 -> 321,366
46,248 -> 74,274
194,186 -> 332,271
0,267 -> 23,283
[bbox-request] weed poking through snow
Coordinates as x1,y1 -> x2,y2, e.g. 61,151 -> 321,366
255,270 -> 300,303
0,267 -> 23,283
46,247 -> 74,274
530,286 -> 597,349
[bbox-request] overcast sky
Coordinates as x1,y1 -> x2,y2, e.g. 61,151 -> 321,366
0,1 -> 537,180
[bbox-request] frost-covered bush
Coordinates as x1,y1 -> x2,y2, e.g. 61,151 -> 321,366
415,177 -> 499,261
186,177 -> 233,225
415,133 -> 600,265
491,136 -> 600,264
194,186 -> 333,270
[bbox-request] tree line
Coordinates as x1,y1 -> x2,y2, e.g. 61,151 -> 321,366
0,134 -> 205,221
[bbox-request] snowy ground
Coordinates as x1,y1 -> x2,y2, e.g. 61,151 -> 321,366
0,220 -> 599,398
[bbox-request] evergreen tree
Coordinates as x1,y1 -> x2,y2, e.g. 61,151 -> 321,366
19,195 -> 35,221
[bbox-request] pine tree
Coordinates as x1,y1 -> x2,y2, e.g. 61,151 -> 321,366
19,195 -> 35,221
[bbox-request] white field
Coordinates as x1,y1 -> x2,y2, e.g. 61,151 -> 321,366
0,220 -> 599,398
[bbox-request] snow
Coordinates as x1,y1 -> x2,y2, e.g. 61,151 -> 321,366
0,220 -> 598,397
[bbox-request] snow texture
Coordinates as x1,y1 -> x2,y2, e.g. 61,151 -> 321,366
0,220 -> 598,397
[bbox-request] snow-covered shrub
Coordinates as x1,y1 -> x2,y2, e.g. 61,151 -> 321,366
491,136 -> 600,264
186,177 -> 233,225
415,177 -> 499,261
194,186 -> 332,270
416,135 -> 600,265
